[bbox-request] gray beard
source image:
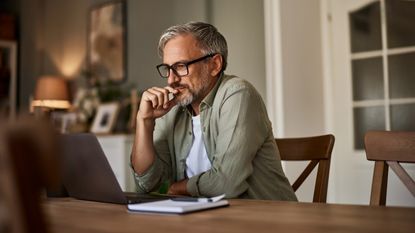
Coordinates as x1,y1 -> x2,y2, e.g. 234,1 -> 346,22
178,94 -> 193,107
178,83 -> 210,107
177,69 -> 211,107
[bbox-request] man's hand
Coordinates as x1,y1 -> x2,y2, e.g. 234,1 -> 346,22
132,86 -> 178,175
167,179 -> 189,196
137,86 -> 178,121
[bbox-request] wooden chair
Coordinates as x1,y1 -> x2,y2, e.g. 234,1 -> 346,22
275,134 -> 335,203
364,131 -> 415,206
0,116 -> 60,233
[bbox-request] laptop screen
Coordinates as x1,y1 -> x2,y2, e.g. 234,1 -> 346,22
59,133 -> 128,204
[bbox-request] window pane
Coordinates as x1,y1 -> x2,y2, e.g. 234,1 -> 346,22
388,52 -> 415,98
386,0 -> 415,48
354,106 -> 385,150
391,103 -> 415,131
352,57 -> 384,101
349,1 -> 382,53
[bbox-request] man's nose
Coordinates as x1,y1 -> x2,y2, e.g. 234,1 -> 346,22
167,71 -> 180,85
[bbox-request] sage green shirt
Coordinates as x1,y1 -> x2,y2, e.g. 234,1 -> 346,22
133,74 -> 297,201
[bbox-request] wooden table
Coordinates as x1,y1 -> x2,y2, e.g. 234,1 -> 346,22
43,198 -> 415,233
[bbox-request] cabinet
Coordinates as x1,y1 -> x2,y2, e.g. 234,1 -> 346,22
96,134 -> 136,192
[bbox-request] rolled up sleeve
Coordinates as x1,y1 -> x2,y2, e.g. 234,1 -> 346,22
132,117 -> 173,193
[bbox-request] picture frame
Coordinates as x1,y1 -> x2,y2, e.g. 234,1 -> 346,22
90,102 -> 120,134
0,40 -> 17,119
88,0 -> 126,83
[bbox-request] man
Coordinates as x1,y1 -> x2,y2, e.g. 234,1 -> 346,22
131,22 -> 297,201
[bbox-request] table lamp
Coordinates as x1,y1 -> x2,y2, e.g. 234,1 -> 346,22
32,76 -> 71,111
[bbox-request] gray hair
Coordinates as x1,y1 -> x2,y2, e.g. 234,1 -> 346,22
158,21 -> 228,71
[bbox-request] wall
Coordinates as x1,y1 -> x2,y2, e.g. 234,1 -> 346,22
19,0 -> 88,110
211,0 -> 266,100
277,0 -> 326,202
280,0 -> 325,137
17,0 -> 266,112
19,0 -> 44,111
128,0 -> 207,91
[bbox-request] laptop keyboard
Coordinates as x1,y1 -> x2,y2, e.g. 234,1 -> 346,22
124,192 -> 171,204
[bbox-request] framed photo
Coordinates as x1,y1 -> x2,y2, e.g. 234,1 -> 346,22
88,0 -> 126,83
90,102 -> 120,134
0,40 -> 17,119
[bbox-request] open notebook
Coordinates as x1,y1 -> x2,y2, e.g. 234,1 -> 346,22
128,194 -> 229,214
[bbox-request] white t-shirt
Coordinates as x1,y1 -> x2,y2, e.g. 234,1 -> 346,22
185,115 -> 211,178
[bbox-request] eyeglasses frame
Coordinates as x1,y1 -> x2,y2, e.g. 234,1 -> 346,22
156,53 -> 216,78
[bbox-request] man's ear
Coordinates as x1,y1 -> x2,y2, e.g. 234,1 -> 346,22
210,54 -> 223,77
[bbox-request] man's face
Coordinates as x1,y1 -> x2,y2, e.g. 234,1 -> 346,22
162,34 -> 215,107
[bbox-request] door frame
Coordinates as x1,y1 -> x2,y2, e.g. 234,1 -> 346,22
264,0 -> 285,138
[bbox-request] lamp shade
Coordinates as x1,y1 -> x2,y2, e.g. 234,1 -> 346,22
32,76 -> 71,109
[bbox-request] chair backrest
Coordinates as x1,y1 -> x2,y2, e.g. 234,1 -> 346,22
0,116 -> 60,233
364,131 -> 415,206
275,134 -> 335,203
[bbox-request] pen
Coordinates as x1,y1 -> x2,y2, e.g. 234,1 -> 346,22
171,194 -> 225,203
171,197 -> 214,202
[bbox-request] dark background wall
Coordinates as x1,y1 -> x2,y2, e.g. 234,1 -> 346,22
1,0 -> 265,113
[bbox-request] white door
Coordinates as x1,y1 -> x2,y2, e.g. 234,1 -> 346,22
328,0 -> 415,206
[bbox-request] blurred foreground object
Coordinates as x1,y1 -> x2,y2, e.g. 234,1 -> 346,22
0,115 -> 60,233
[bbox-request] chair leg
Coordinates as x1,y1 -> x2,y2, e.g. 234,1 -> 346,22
314,160 -> 330,203
370,161 -> 388,206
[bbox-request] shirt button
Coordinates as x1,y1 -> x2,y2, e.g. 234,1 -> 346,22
188,131 -> 192,135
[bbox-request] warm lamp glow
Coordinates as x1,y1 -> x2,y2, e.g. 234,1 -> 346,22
32,76 -> 71,109
61,51 -> 84,77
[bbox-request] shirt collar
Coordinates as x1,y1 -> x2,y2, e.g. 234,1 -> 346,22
201,72 -> 224,108
181,72 -> 224,114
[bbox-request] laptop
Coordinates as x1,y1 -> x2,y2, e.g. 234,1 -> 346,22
53,133 -> 170,204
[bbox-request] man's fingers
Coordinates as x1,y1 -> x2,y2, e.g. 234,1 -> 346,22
147,88 -> 164,108
140,86 -> 177,119
152,87 -> 170,108
165,86 -> 178,95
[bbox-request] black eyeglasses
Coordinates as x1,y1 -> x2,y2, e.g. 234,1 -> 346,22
156,53 -> 215,78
